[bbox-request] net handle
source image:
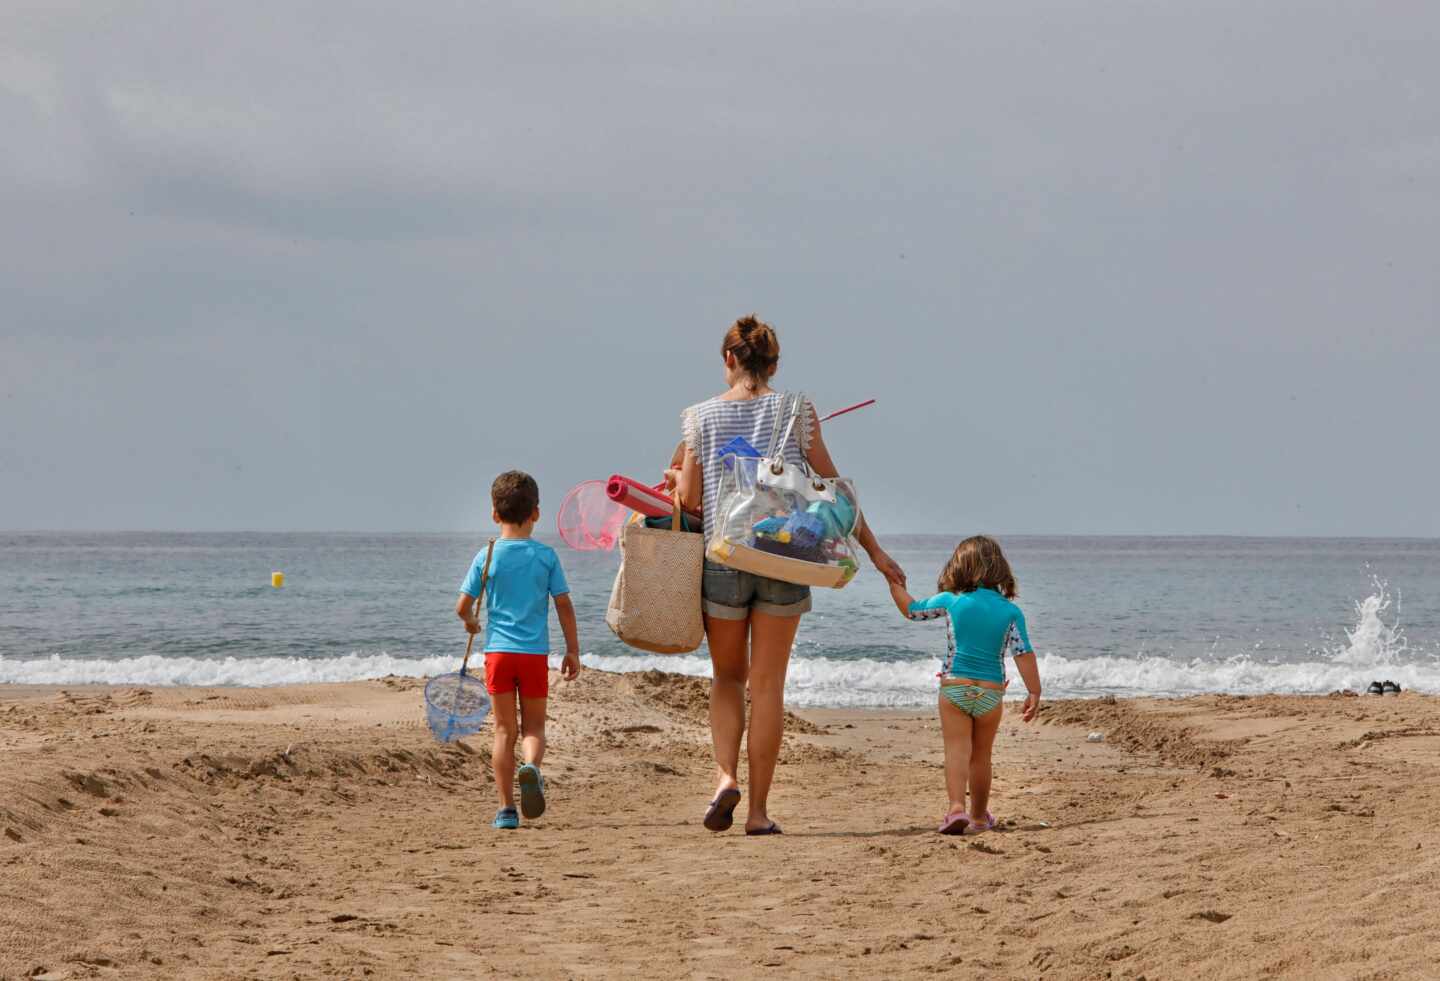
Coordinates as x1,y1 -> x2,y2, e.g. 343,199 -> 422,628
460,538 -> 497,676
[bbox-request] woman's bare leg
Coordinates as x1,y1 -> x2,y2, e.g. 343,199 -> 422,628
744,610 -> 800,831
967,701 -> 1005,819
938,694 -> 974,815
706,614 -> 750,799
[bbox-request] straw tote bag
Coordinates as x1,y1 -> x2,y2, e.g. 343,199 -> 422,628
605,496 -> 704,654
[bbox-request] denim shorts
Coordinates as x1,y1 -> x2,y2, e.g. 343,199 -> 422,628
701,560 -> 812,620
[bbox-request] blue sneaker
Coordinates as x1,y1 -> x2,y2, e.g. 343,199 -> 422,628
517,764 -> 546,819
493,807 -> 519,830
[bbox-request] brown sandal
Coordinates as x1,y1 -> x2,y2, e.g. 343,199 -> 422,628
703,788 -> 741,832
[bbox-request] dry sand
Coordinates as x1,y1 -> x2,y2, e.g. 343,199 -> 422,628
2,672 -> 1438,980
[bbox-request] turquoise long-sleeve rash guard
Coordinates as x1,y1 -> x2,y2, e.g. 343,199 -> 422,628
908,587 -> 1033,685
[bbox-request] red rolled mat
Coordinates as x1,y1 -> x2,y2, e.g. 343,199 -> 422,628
606,475 -> 701,520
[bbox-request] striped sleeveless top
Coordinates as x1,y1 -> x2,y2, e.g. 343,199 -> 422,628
681,391 -> 816,543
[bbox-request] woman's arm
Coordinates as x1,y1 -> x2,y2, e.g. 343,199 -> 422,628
804,415 -> 840,479
674,445 -> 703,513
806,413 -> 906,586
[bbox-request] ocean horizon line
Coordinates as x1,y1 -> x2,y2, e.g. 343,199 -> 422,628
5,529 -> 1439,543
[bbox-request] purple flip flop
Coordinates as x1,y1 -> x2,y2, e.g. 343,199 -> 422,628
938,810 -> 970,835
966,812 -> 997,834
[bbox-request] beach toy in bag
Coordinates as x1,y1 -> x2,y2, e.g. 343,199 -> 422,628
751,494 -> 858,566
708,391 -> 863,588
716,435 -> 761,468
425,539 -> 495,742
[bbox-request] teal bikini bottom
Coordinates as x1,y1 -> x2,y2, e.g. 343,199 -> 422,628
940,683 -> 1003,718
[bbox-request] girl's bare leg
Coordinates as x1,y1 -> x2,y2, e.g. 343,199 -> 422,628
967,701 -> 1005,819
938,695 -> 974,815
745,611 -> 800,831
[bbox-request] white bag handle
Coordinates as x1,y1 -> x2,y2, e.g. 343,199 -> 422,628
765,392 -> 811,476
763,391 -> 791,459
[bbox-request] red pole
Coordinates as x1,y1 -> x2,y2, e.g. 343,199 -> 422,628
818,399 -> 876,423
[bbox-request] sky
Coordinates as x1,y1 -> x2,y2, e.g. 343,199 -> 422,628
2,1 -> 1437,536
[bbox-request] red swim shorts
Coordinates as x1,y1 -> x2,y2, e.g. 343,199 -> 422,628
483,652 -> 550,699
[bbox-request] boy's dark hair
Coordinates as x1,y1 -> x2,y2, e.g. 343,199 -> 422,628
938,535 -> 1017,599
491,470 -> 540,524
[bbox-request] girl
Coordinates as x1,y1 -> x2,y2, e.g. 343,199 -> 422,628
888,535 -> 1041,835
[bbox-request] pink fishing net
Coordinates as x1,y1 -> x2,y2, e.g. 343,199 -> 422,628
557,480 -> 629,551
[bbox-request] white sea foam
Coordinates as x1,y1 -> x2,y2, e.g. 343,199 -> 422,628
577,653 -> 945,707
578,579 -> 1439,705
4,581 -> 1433,704
0,652 -> 459,688
580,648 -> 1440,707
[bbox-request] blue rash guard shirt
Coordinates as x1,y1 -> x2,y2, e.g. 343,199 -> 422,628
908,587 -> 1033,685
459,538 -> 570,655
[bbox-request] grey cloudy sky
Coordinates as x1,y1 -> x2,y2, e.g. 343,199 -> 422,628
3,1 -> 1437,536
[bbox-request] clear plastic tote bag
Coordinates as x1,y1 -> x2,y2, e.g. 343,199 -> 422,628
706,392 -> 862,589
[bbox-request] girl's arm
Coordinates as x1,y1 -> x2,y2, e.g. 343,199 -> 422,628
888,580 -> 918,617
1013,652 -> 1041,722
805,412 -> 906,587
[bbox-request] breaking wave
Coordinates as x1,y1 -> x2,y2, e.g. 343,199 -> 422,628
3,580 -> 1433,705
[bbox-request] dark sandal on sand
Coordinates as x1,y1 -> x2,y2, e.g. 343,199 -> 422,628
703,788 -> 741,832
745,822 -> 783,836
517,764 -> 546,819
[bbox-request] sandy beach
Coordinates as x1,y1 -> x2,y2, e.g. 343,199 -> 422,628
2,672 -> 1437,980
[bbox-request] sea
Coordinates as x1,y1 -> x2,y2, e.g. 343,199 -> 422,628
1,533 -> 1436,708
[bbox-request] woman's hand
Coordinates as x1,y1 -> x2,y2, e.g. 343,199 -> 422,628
869,549 -> 906,587
662,467 -> 681,492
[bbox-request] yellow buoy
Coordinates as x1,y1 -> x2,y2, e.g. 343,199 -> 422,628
271,571 -> 285,588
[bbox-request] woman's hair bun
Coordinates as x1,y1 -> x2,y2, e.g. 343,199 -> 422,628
723,314 -> 780,379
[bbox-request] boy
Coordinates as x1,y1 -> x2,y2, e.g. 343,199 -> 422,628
456,470 -> 580,830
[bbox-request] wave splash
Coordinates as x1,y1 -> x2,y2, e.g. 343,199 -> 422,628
1330,577 -> 1408,665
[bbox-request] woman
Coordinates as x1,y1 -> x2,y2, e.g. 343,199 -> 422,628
668,315 -> 906,835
